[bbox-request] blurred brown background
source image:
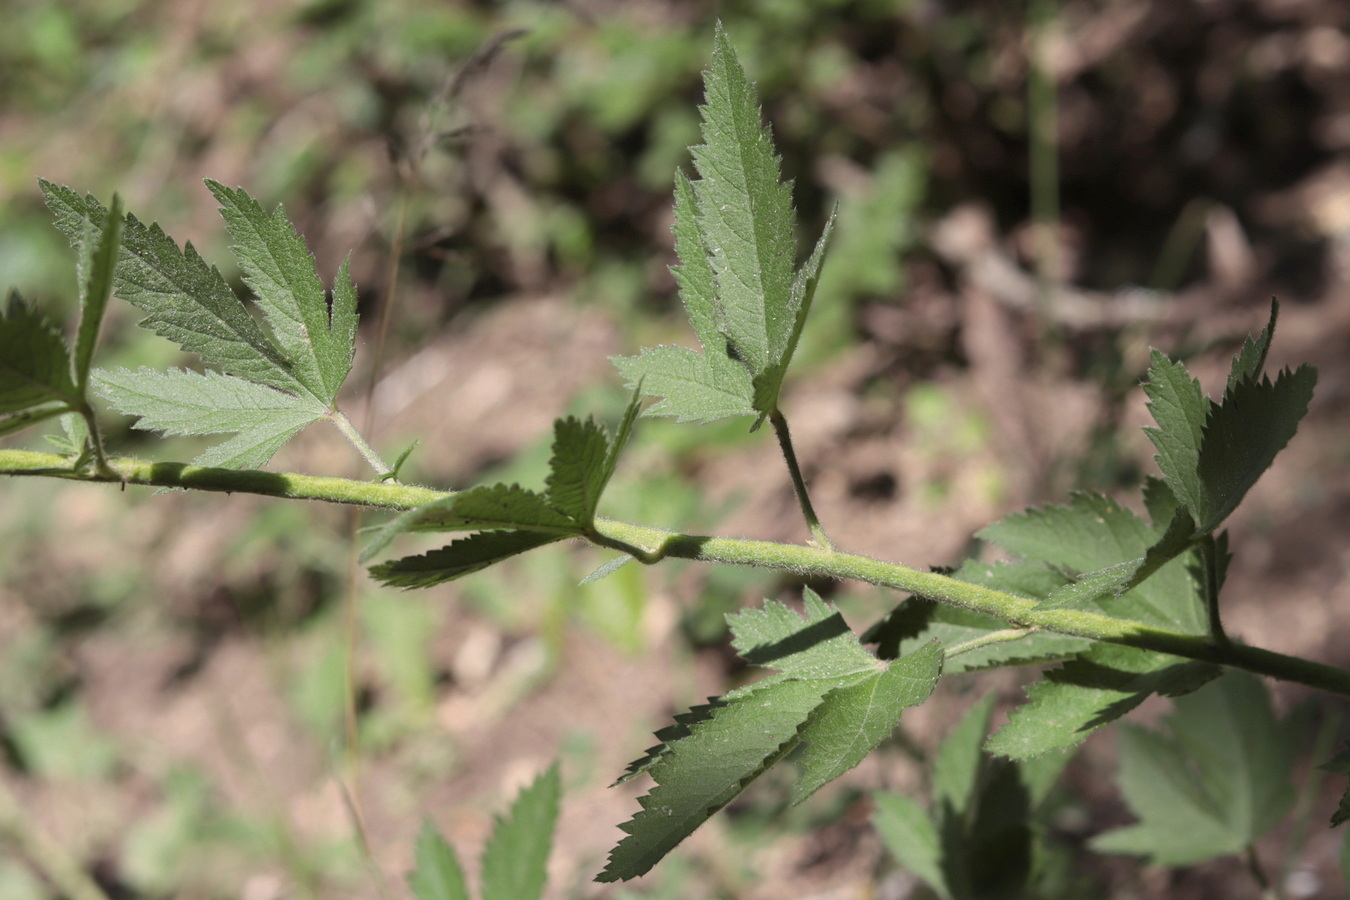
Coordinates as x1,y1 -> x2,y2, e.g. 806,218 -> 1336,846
1,0 -> 1349,897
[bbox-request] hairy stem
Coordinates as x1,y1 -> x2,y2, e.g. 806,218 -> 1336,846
327,410 -> 392,478
768,406 -> 834,551
5,449 -> 1350,697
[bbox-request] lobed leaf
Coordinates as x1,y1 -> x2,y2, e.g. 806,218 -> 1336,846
207,181 -> 357,404
602,591 -> 938,881
1193,365 -> 1316,533
613,26 -> 834,426
95,367 -> 326,469
873,792 -> 949,899
690,24 -> 796,377
1225,299 -> 1278,393
41,181 -> 307,397
1091,672 -> 1300,865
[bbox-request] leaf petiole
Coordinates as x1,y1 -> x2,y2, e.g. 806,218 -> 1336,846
327,409 -> 392,478
769,406 -> 834,551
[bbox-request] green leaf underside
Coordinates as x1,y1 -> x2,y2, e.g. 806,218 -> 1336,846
601,592 -> 937,881
95,367 -> 325,469
692,25 -> 796,377
615,28 -> 834,425
978,493 -> 1206,634
408,822 -> 471,900
0,294 -> 78,415
207,181 -> 356,404
612,162 -> 756,423
371,531 -> 564,589
613,345 -> 757,422
985,643 -> 1220,759
480,765 -> 561,900
41,181 -> 308,397
74,195 -> 123,391
1091,673 -> 1298,865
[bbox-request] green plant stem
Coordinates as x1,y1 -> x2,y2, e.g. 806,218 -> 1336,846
1199,534 -> 1230,648
6,449 -> 1350,698
768,407 -> 834,551
327,410 -> 392,478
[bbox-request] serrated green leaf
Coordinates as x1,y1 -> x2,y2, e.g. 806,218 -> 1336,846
371,531 -> 563,589
207,181 -> 357,403
612,172 -> 758,423
546,417 -> 610,523
979,494 -> 1206,633
0,293 -> 78,415
598,678 -> 826,882
873,792 -> 949,899
480,765 -> 560,900
614,698 -> 728,786
408,821 -> 470,900
791,641 -> 942,803
1143,351 -> 1208,519
73,194 -> 123,391
41,181 -> 307,396
985,644 -> 1220,759
1193,365 -> 1316,533
690,24 -> 797,378
602,590 -> 902,881
1226,299 -> 1278,393
751,208 -> 836,419
612,345 -> 757,422
360,484 -> 581,564
95,367 -> 325,469
1091,672 -> 1300,865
